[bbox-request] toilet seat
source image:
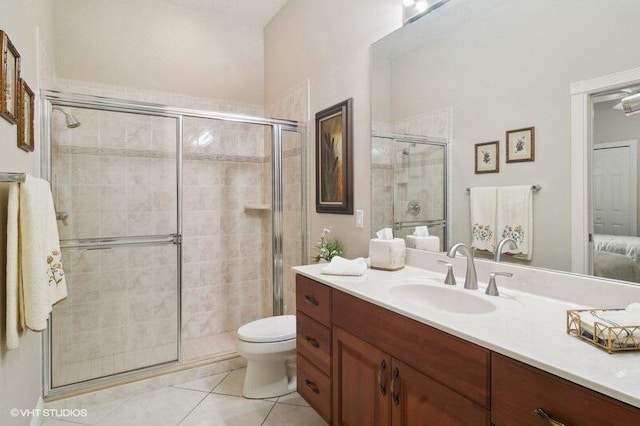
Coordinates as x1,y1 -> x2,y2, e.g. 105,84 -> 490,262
238,315 -> 296,343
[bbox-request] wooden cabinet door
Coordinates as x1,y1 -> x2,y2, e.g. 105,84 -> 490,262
492,353 -> 640,426
391,359 -> 490,426
333,327 -> 391,426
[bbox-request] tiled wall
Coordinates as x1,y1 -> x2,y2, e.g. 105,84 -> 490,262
50,79 -> 304,381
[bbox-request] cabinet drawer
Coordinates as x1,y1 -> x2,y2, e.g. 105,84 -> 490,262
297,311 -> 331,375
297,353 -> 331,423
492,353 -> 640,425
333,290 -> 490,408
296,274 -> 331,325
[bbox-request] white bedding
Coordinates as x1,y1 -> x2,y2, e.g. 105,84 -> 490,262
594,234 -> 640,263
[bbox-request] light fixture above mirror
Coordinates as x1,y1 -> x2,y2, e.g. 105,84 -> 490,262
403,0 -> 451,24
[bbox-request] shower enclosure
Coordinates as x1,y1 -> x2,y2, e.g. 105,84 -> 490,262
41,91 -> 305,396
371,133 -> 448,249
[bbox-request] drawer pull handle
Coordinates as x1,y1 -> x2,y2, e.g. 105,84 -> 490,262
304,294 -> 319,306
377,360 -> 387,395
304,379 -> 320,394
304,335 -> 320,348
534,408 -> 565,426
391,367 -> 400,406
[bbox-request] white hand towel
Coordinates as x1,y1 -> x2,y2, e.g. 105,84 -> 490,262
321,256 -> 368,276
6,183 -> 22,349
18,175 -> 68,333
496,185 -> 533,260
470,187 -> 497,253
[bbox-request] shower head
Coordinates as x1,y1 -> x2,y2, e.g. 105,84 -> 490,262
52,107 -> 81,129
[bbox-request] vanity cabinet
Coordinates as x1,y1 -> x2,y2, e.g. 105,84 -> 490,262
332,290 -> 490,425
492,353 -> 640,426
295,274 -> 640,425
296,275 -> 332,423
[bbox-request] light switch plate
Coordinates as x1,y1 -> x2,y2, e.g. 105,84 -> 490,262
355,209 -> 364,229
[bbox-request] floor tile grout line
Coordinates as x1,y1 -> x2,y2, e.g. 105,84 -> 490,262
175,388 -> 212,426
260,400 -> 279,426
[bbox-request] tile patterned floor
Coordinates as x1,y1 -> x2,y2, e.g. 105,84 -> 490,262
43,368 -> 327,426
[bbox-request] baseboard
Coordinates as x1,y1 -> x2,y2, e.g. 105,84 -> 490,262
29,397 -> 44,426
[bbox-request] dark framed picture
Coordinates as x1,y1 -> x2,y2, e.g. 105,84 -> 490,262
17,79 -> 34,152
475,141 -> 499,174
506,126 -> 535,163
315,98 -> 353,214
0,30 -> 21,124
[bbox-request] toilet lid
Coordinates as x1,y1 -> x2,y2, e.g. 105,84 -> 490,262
238,315 -> 296,343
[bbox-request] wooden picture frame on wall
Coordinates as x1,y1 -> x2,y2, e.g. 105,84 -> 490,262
17,79 -> 34,152
315,98 -> 354,214
475,141 -> 499,174
0,30 -> 21,124
506,126 -> 535,163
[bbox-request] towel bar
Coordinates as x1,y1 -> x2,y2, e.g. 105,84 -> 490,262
0,172 -> 26,183
466,184 -> 541,192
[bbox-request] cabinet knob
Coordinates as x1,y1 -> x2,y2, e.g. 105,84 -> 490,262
304,379 -> 320,394
304,294 -> 319,306
391,367 -> 400,406
304,335 -> 320,348
377,360 -> 387,395
534,408 -> 565,426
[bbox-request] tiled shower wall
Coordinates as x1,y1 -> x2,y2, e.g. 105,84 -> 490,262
50,79 -> 304,382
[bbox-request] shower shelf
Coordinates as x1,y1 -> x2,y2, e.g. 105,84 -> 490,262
244,203 -> 271,212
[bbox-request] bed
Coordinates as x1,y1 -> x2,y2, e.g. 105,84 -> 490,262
593,234 -> 640,283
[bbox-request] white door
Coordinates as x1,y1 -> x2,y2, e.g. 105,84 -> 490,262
593,140 -> 638,236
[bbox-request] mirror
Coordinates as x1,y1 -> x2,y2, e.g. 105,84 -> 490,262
371,0 -> 640,281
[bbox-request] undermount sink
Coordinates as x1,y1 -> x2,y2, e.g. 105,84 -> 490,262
390,284 -> 497,314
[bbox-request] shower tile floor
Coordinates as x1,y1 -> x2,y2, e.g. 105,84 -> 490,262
43,368 -> 327,426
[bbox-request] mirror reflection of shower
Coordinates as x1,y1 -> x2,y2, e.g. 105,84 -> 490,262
52,106 -> 81,128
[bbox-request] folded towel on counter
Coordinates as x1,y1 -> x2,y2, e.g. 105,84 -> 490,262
321,256 -> 368,276
470,187 -> 497,253
6,175 -> 68,349
577,305 -> 640,347
496,185 -> 533,260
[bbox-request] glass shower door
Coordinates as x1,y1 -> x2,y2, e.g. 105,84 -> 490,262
393,138 -> 447,250
48,106 -> 181,389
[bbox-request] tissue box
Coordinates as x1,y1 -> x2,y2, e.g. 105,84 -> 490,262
406,235 -> 440,252
369,238 -> 405,271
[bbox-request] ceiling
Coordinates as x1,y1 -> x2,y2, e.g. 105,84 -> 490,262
159,0 -> 289,26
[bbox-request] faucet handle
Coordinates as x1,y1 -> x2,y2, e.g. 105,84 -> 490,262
485,272 -> 513,296
437,260 -> 456,286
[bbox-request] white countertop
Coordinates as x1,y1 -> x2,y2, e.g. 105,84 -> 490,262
293,263 -> 640,408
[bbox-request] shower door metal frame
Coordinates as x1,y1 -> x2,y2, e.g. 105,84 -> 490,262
41,90 -> 306,398
372,131 -> 450,249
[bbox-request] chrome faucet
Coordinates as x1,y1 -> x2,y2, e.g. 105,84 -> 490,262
446,243 -> 478,290
495,238 -> 517,262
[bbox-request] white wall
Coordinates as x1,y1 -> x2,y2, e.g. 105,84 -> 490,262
380,0 -> 640,271
0,0 -> 55,424
265,0 -> 402,258
54,0 -> 265,104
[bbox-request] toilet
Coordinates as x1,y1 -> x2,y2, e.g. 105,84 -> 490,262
236,315 -> 297,399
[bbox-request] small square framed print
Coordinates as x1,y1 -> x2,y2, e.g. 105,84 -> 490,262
17,79 -> 34,152
475,141 -> 499,174
0,30 -> 21,124
506,126 -> 535,163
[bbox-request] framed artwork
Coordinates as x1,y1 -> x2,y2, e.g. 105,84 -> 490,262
17,79 -> 34,152
0,30 -> 21,124
315,98 -> 353,214
475,141 -> 499,174
506,126 -> 535,163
